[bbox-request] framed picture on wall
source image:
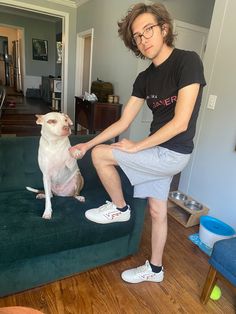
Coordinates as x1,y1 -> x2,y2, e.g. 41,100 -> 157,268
32,38 -> 48,61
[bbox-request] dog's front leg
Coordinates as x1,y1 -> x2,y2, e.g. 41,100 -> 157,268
42,175 -> 53,219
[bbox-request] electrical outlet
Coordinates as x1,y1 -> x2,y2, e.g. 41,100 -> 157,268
207,94 -> 217,110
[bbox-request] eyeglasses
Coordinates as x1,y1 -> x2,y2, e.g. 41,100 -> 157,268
132,24 -> 159,46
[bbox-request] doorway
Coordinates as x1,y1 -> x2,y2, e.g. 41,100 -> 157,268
0,2 -> 69,112
0,26 -> 25,92
75,28 -> 94,97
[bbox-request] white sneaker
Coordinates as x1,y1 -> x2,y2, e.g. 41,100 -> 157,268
85,201 -> 131,224
121,260 -> 164,283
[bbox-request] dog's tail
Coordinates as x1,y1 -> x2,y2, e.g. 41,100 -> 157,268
26,186 -> 40,193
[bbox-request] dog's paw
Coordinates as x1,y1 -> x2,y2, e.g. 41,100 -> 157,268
36,193 -> 45,199
42,210 -> 52,219
75,195 -> 85,202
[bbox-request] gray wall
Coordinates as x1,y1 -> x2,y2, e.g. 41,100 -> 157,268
0,10 -> 57,76
179,0 -> 236,229
77,0 -> 140,120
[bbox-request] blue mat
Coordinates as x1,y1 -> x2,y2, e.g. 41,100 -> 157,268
188,233 -> 212,256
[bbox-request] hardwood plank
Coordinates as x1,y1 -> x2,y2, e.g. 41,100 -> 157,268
0,213 -> 235,313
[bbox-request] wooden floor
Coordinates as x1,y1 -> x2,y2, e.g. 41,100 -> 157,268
0,213 -> 235,314
1,87 -> 50,136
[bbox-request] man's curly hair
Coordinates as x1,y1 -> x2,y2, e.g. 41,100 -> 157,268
118,2 -> 175,59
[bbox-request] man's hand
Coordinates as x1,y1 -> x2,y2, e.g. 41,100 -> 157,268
111,138 -> 139,153
69,143 -> 88,159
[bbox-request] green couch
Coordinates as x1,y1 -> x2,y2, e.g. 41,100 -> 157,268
0,135 -> 147,297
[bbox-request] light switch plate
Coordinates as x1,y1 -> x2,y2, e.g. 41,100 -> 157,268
207,94 -> 217,110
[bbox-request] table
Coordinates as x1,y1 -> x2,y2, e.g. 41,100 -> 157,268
74,97 -> 122,142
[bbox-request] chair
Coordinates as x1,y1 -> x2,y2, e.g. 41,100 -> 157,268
200,237 -> 236,304
0,86 -> 6,135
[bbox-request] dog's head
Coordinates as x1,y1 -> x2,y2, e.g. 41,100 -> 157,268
36,112 -> 73,138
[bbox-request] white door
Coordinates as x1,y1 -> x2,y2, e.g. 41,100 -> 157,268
174,20 -> 208,59
75,28 -> 94,97
129,20 -> 209,141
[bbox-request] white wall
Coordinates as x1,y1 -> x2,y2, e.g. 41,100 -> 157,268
179,0 -> 236,229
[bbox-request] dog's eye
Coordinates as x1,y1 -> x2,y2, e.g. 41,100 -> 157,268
47,119 -> 57,124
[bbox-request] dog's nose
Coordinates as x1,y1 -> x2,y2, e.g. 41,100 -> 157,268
63,126 -> 70,131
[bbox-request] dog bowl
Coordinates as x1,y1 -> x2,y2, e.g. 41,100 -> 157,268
199,216 -> 235,248
169,191 -> 187,202
184,200 -> 203,211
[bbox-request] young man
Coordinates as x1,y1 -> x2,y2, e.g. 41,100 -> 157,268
70,3 -> 206,284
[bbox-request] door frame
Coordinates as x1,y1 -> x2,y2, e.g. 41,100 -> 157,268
0,0 -> 69,112
75,28 -> 94,97
174,20 -> 209,59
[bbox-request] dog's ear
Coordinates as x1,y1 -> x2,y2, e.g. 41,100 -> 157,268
67,117 -> 73,126
35,114 -> 44,125
64,114 -> 73,126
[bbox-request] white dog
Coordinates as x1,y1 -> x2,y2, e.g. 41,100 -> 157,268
27,112 -> 84,219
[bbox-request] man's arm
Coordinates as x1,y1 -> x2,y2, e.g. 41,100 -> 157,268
69,96 -> 144,157
112,83 -> 200,152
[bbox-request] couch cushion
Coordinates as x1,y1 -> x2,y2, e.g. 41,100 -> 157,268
0,188 -> 136,267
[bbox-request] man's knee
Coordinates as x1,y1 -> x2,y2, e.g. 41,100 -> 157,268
91,144 -> 116,168
91,145 -> 106,166
149,198 -> 167,221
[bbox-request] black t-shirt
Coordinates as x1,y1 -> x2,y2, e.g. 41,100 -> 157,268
132,48 -> 206,154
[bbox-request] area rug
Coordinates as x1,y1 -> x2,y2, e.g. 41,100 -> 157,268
188,233 -> 212,256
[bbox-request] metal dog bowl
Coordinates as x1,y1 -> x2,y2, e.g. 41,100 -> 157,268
169,191 -> 188,202
184,200 -> 203,211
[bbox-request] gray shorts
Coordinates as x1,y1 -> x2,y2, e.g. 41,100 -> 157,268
112,146 -> 190,201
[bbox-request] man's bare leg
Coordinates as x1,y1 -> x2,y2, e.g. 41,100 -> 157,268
91,144 -> 126,208
148,197 -> 168,266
